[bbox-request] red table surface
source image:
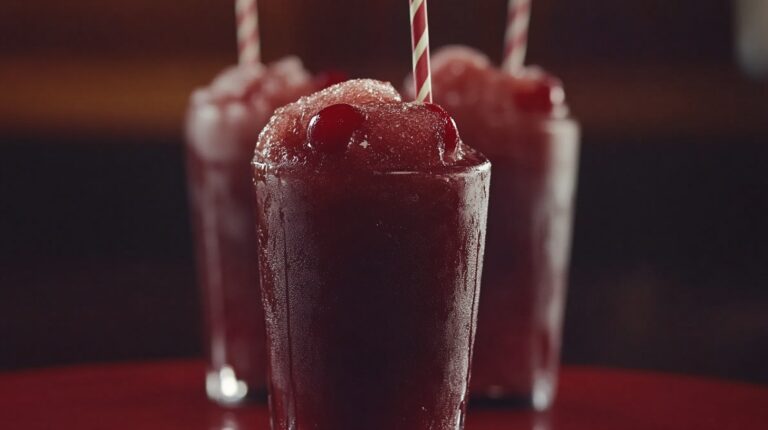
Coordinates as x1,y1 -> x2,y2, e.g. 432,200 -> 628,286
0,360 -> 766,429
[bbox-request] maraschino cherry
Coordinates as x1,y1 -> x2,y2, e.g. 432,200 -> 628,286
512,76 -> 565,113
425,103 -> 460,155
307,103 -> 365,153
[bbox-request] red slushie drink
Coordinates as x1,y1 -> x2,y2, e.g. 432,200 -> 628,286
253,80 -> 490,429
430,47 -> 580,410
185,57 -> 315,404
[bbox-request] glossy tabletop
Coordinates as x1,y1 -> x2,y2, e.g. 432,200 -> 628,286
0,361 -> 766,429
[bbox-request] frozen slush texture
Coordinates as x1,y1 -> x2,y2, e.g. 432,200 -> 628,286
188,57 -> 314,162
255,79 -> 482,172
430,46 -> 567,124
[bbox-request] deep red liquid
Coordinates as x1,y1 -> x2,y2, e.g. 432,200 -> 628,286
254,161 -> 490,430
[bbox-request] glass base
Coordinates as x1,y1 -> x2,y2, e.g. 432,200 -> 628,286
470,378 -> 556,412
205,366 -> 266,406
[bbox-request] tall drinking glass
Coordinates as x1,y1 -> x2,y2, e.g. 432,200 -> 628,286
184,60 -> 314,405
252,77 -> 492,428
467,119 -> 579,410
253,160 -> 490,429
186,99 -> 267,405
429,47 -> 580,410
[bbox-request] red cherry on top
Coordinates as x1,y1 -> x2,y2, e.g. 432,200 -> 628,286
513,77 -> 565,113
307,103 -> 365,153
425,103 -> 460,156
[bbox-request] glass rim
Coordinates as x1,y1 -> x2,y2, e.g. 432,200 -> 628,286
253,150 -> 491,179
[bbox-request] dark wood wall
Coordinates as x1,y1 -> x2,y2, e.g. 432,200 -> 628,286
1,0 -> 734,67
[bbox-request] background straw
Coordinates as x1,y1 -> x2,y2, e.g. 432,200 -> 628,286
236,0 -> 261,65
503,0 -> 531,73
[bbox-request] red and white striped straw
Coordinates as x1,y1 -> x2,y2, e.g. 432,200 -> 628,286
236,0 -> 261,65
503,0 -> 531,73
409,0 -> 432,103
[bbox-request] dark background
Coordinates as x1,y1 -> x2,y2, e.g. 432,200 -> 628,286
1,0 -> 767,384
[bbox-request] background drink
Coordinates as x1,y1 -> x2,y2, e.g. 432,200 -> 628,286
185,58 -> 314,404
253,80 -> 490,429
430,47 -> 580,410
467,119 -> 578,409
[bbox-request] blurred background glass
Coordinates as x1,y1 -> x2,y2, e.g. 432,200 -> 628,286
1,0 -> 766,384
